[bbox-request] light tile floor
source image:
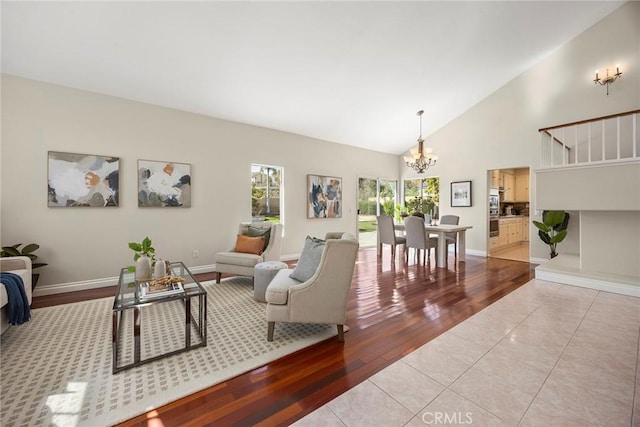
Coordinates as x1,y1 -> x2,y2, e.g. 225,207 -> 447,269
293,279 -> 640,426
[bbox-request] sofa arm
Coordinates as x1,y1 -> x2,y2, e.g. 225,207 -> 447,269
0,256 -> 33,305
0,257 -> 30,272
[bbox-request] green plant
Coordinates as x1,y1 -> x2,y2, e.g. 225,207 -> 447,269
127,237 -> 156,272
532,210 -> 570,258
394,203 -> 408,221
1,243 -> 48,290
382,199 -> 395,217
406,196 -> 435,216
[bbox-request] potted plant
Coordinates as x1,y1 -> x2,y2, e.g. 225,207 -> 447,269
127,237 -> 156,281
1,243 -> 48,290
532,210 -> 570,258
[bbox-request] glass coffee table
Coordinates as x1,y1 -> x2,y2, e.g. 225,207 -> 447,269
112,261 -> 207,373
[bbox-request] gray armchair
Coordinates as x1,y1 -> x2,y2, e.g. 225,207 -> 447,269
215,222 -> 283,283
265,232 -> 358,342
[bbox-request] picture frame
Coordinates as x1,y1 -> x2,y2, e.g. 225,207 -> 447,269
307,174 -> 342,218
48,151 -> 120,207
138,159 -> 191,207
451,181 -> 472,207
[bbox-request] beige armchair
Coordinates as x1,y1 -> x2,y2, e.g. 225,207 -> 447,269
265,232 -> 358,342
215,222 -> 283,283
1,256 -> 33,334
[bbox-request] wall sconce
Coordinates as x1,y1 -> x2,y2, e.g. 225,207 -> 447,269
593,65 -> 622,95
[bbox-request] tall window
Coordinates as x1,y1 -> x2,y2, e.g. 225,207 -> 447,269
251,164 -> 282,223
403,177 -> 440,219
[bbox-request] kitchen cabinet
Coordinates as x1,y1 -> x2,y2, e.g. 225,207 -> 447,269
502,173 -> 515,201
522,216 -> 530,241
515,172 -> 529,201
507,219 -> 519,244
498,221 -> 508,246
490,170 -> 500,188
494,217 -> 528,251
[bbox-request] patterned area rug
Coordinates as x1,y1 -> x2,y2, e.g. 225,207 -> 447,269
0,277 -> 339,426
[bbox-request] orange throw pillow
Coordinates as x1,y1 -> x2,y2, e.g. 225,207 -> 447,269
235,234 -> 265,255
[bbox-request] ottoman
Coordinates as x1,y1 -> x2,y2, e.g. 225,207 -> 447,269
254,261 -> 288,302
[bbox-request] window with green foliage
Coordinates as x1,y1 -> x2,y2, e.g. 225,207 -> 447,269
251,164 -> 282,223
403,177 -> 439,218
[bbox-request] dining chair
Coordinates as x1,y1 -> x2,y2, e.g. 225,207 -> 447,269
439,215 -> 460,257
376,215 -> 406,262
404,216 -> 438,265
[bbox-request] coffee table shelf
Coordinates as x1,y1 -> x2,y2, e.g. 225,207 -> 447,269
112,261 -> 207,373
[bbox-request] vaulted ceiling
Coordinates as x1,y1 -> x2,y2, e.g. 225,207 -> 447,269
1,1 -> 623,154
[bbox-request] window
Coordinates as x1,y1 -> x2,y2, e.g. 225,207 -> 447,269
251,164 -> 282,223
403,177 -> 440,219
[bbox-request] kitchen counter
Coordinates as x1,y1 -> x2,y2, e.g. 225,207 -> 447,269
499,214 -> 529,218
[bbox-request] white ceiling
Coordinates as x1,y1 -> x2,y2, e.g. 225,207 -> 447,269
1,1 -> 624,155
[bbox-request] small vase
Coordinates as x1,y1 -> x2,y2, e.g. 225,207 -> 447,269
154,259 -> 167,279
135,255 -> 152,281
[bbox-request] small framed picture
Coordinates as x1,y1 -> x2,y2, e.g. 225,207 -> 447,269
307,174 -> 342,218
451,181 -> 472,207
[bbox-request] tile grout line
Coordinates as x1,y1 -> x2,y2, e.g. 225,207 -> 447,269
515,288 -> 600,426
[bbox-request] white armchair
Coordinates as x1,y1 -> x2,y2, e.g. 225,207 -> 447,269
215,222 -> 283,283
1,256 -> 33,334
265,232 -> 358,342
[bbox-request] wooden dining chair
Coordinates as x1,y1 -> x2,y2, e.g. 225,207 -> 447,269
376,215 -> 406,262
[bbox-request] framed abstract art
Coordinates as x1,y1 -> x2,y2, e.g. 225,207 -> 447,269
138,160 -> 191,207
48,151 -> 119,207
307,174 -> 342,218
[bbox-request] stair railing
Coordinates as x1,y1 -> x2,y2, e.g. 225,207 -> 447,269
539,109 -> 639,168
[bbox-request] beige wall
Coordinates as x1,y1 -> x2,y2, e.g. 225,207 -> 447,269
400,2 -> 640,260
536,163 -> 640,211
1,75 -> 398,290
581,211 -> 640,279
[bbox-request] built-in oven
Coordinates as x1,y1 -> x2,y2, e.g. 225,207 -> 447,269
489,217 -> 499,237
489,189 -> 499,237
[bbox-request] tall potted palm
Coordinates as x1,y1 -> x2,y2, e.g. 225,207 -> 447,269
532,210 -> 570,258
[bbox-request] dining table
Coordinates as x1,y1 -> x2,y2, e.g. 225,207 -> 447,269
392,223 -> 473,267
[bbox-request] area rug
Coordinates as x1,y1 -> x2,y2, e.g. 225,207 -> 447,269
0,277 -> 340,427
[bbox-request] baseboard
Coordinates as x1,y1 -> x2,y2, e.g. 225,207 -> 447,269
466,249 -> 486,257
535,260 -> 640,298
34,263 -> 219,297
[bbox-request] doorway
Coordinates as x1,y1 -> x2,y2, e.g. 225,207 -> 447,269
487,167 -> 530,262
357,178 -> 397,247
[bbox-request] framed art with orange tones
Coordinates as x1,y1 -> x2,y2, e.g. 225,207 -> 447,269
138,159 -> 191,207
48,151 -> 119,207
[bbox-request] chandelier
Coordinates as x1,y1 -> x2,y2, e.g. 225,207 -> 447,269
404,110 -> 437,173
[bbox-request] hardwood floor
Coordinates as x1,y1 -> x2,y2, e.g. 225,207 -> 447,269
33,248 -> 536,426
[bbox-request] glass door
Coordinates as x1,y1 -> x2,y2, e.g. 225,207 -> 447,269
357,178 -> 397,247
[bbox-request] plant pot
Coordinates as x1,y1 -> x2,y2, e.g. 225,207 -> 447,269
135,255 -> 152,281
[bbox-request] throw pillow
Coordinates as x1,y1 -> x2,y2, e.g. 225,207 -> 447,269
290,236 -> 325,282
235,234 -> 265,255
246,226 -> 271,251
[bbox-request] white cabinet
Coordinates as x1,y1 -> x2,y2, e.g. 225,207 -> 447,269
515,172 -> 529,202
